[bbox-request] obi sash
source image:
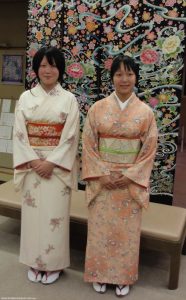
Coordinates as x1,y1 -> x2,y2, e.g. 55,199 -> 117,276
99,134 -> 141,164
27,121 -> 64,147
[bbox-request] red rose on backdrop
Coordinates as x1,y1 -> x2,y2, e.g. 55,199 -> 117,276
140,49 -> 159,64
66,63 -> 84,79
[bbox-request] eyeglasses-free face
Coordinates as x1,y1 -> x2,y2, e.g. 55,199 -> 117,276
112,63 -> 136,102
38,56 -> 59,92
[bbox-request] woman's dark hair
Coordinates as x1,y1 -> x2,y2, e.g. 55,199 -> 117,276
110,55 -> 139,85
32,47 -> 65,84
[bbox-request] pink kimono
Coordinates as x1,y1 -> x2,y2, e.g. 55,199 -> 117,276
82,92 -> 158,285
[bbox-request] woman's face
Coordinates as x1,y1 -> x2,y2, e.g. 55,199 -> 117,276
38,56 -> 59,91
112,63 -> 136,101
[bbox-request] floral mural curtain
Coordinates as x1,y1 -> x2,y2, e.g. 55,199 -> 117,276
26,0 -> 186,205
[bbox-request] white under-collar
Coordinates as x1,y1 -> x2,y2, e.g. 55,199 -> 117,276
114,92 -> 134,111
39,82 -> 60,95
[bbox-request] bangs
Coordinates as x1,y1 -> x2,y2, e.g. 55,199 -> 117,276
117,62 -> 135,73
45,53 -> 56,66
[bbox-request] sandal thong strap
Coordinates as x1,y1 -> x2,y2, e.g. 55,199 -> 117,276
31,268 -> 40,279
117,285 -> 126,291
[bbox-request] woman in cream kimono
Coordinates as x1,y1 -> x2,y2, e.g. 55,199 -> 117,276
13,47 -> 79,284
82,55 -> 158,297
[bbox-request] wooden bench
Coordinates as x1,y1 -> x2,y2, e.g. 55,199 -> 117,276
0,180 -> 186,290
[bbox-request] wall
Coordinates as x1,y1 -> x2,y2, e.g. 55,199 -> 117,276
0,0 -> 27,181
0,0 -> 27,98
0,1 -> 27,48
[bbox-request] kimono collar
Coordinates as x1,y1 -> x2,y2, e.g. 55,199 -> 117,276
114,91 -> 135,110
35,82 -> 62,96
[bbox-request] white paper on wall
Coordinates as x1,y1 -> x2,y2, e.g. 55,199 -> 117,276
0,139 -> 7,153
6,140 -> 13,154
0,126 -> 12,139
0,113 -> 15,126
2,99 -> 11,112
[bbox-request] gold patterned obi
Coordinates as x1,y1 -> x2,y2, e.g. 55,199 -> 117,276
27,121 -> 64,147
99,134 -> 141,164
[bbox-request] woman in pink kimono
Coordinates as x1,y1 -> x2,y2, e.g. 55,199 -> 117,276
13,47 -> 79,284
82,55 -> 158,296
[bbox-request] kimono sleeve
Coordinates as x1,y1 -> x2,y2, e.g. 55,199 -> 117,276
13,96 -> 39,168
46,96 -> 79,171
122,110 -> 158,208
123,110 -> 158,186
82,105 -> 110,180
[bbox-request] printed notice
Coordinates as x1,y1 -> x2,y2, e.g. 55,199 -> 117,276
7,139 -> 13,153
0,126 -> 12,139
0,113 -> 15,126
0,139 -> 7,152
2,99 -> 11,112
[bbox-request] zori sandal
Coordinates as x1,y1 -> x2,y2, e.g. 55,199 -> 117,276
27,267 -> 42,283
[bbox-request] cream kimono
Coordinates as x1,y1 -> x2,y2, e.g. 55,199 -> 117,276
82,92 -> 158,285
13,83 -> 79,271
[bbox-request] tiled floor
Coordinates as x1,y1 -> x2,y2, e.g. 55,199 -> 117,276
173,147 -> 186,208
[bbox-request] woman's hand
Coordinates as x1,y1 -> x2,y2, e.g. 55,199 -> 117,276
29,159 -> 42,169
32,160 -> 55,179
15,159 -> 41,170
114,175 -> 131,188
15,163 -> 29,170
99,175 -> 117,190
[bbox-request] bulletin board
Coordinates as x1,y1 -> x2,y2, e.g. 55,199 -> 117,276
0,98 -> 17,169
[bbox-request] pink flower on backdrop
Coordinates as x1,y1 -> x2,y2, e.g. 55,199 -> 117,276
146,31 -> 156,41
86,16 -> 94,22
88,41 -> 95,50
66,63 -> 84,79
129,0 -> 138,7
165,0 -> 176,6
104,58 -> 113,70
104,25 -> 112,34
85,104 -> 90,111
179,24 -> 184,29
116,10 -> 124,19
49,20 -> 56,28
77,4 -> 87,13
140,49 -> 159,65
149,97 -> 159,108
29,70 -> 36,78
64,36 -> 70,43
168,21 -> 173,25
154,14 -> 164,24
67,10 -> 74,16
39,17 -> 45,26
31,8 -> 38,16
71,46 -> 79,56
28,48 -> 37,57
122,34 -> 131,43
